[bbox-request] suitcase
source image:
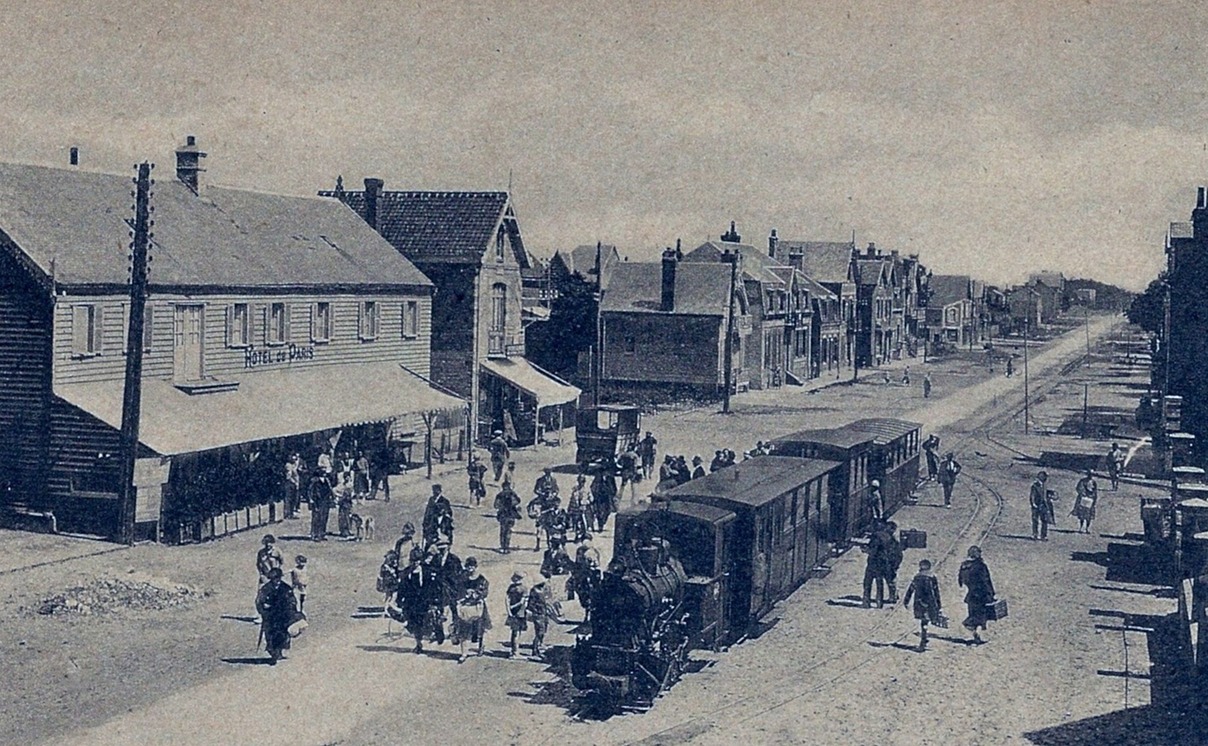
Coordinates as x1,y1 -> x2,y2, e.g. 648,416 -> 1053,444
986,598 -> 1008,621
900,529 -> 928,549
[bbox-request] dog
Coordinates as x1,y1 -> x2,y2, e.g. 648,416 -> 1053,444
351,513 -> 375,542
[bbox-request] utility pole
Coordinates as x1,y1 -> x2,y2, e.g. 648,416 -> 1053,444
722,250 -> 738,413
1023,300 -> 1031,435
1082,382 -> 1089,439
593,241 -> 603,408
117,162 -> 153,545
1084,305 -> 1091,365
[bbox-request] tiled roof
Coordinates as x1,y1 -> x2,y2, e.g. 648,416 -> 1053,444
320,187 -> 525,266
1028,271 -> 1065,290
928,274 -> 971,307
856,259 -> 889,286
795,272 -> 837,300
0,162 -> 430,289
777,240 -> 854,284
600,260 -> 736,316
683,241 -> 787,287
553,244 -> 621,289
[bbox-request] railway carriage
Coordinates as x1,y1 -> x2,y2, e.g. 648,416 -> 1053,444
770,428 -> 874,546
848,418 -> 923,517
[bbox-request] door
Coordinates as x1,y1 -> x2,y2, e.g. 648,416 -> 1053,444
174,305 -> 204,381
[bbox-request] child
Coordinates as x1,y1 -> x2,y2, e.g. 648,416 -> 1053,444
505,571 -> 528,658
526,574 -> 553,659
902,559 -> 942,651
290,555 -> 309,612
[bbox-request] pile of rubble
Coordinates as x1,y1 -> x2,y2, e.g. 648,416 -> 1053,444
36,571 -> 209,616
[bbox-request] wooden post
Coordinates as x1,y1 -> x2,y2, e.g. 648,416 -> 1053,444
117,162 -> 153,546
722,251 -> 738,413
423,411 -> 435,479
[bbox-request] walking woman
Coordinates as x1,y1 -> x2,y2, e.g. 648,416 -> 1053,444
1071,470 -> 1099,534
957,545 -> 996,644
454,557 -> 491,662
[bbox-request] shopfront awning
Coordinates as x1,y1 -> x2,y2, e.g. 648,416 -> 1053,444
480,357 -> 580,408
53,362 -> 467,456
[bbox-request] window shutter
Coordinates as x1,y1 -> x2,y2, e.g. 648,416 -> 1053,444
283,304 -> 291,343
225,305 -> 232,347
358,302 -> 365,340
310,303 -> 317,342
257,304 -> 267,345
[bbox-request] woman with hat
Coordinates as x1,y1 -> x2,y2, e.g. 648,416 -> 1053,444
454,557 -> 491,662
255,566 -> 298,664
395,547 -> 439,653
957,545 -> 996,644
1071,469 -> 1099,534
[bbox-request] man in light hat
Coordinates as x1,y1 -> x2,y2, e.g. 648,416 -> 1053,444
1029,471 -> 1054,541
505,571 -> 528,658
869,479 -> 885,523
430,540 -> 463,644
488,430 -> 510,483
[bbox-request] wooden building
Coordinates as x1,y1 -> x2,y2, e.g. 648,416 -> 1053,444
321,180 -> 578,445
0,141 -> 463,541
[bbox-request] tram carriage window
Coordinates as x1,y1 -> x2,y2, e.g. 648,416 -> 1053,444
595,409 -> 618,431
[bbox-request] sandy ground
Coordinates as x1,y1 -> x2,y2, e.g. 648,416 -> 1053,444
7,314 -> 1193,746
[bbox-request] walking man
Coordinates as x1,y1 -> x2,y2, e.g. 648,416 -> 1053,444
1006,356 -> 1014,378
422,484 -> 454,548
1107,443 -> 1125,491
922,372 -> 932,399
308,474 -> 333,541
922,434 -> 940,481
494,482 -> 522,553
283,454 -> 302,519
488,430 -> 510,483
617,446 -> 641,505
862,524 -> 890,609
1029,471 -> 1054,541
637,431 -> 658,480
869,480 -> 886,523
938,452 -> 962,508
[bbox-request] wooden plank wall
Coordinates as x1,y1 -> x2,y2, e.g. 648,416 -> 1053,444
52,291 -> 432,386
0,257 -> 52,506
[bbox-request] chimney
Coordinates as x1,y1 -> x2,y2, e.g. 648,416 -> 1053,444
768,228 -> 779,259
661,247 -> 679,312
364,178 -> 384,232
890,249 -> 899,260
865,242 -> 876,259
175,135 -> 206,193
69,147 -> 79,166
721,220 -> 741,244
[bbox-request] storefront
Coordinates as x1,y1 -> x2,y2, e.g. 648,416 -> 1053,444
479,357 -> 580,447
52,361 -> 465,543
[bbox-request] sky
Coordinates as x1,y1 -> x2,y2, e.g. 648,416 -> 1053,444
1,1 -> 1204,290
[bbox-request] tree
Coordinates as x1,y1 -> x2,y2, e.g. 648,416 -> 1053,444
1126,272 -> 1166,335
525,272 -> 598,381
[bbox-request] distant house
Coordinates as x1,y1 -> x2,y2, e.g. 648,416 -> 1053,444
778,239 -> 856,373
599,248 -> 749,398
855,245 -> 896,366
0,141 -> 462,541
1005,286 -> 1043,333
683,226 -> 791,389
926,274 -> 976,347
322,179 -> 578,445
549,243 -> 621,293
1028,271 -> 1065,324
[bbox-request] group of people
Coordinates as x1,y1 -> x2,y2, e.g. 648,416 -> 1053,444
921,435 -> 962,509
1028,468 -> 1103,540
283,443 -> 393,542
900,545 -> 997,651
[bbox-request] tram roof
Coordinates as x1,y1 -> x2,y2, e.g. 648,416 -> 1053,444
846,418 -> 923,444
664,456 -> 841,508
772,427 -> 876,449
620,500 -> 737,526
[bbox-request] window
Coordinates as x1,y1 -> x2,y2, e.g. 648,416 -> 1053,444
401,300 -> 419,339
490,284 -> 507,333
359,300 -> 379,340
71,304 -> 99,356
268,302 -> 289,345
312,302 -> 332,342
228,303 -> 250,347
494,224 -> 506,262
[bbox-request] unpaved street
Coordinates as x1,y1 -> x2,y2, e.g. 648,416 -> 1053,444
7,316 -> 1180,746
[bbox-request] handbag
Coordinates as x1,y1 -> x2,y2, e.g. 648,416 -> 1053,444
1079,496 -> 1095,510
986,598 -> 1008,621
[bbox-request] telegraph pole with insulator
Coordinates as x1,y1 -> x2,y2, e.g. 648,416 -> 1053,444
117,162 -> 154,545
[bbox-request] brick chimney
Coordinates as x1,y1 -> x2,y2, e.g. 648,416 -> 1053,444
1195,186 -> 1208,239
69,147 -> 79,166
364,178 -> 384,232
661,247 -> 679,312
175,135 -> 206,193
721,221 -> 741,244
768,228 -> 779,259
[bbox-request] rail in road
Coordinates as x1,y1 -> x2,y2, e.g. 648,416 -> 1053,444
617,320 -> 1120,746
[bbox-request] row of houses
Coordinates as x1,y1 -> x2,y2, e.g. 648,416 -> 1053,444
538,224 -> 1017,399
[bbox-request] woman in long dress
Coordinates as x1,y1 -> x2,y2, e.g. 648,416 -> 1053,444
1071,470 -> 1099,534
453,557 -> 491,662
957,545 -> 996,644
